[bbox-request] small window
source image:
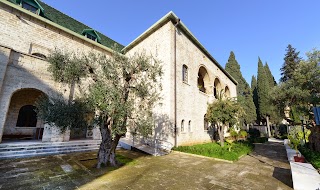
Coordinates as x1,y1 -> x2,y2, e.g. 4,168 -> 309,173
182,65 -> 188,83
22,2 -> 38,13
81,29 -> 101,43
86,33 -> 97,41
188,120 -> 191,132
16,105 -> 37,127
181,120 -> 185,132
204,115 -> 208,130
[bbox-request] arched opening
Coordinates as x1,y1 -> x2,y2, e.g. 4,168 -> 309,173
188,120 -> 191,132
3,88 -> 46,140
181,120 -> 185,132
204,114 -> 209,130
225,86 -> 230,98
16,105 -> 37,127
198,66 -> 210,93
213,78 -> 222,98
182,65 -> 188,83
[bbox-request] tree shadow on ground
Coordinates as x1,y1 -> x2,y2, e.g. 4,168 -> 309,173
273,167 -> 293,188
249,142 -> 289,164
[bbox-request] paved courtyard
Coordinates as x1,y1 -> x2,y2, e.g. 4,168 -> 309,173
0,141 -> 292,190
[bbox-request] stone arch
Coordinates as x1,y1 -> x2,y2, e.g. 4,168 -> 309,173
213,78 -> 222,98
3,88 -> 47,140
197,66 -> 210,94
224,86 -> 230,98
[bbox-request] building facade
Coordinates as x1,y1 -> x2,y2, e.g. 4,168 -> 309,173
0,0 -> 237,147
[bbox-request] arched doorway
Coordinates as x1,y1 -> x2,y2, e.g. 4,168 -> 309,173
197,66 -> 210,94
3,88 -> 46,140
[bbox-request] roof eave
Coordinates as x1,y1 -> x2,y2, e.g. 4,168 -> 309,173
0,0 -> 117,54
122,11 -> 238,85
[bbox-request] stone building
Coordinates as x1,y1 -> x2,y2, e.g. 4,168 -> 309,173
0,0 -> 237,148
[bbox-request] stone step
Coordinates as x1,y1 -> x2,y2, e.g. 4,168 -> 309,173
0,143 -> 100,152
0,145 -> 100,156
0,147 -> 100,159
0,140 -> 101,148
0,140 -> 105,159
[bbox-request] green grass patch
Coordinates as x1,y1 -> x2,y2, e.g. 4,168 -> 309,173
299,146 -> 320,169
173,141 -> 254,161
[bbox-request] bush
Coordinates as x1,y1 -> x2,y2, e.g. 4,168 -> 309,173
173,141 -> 253,161
299,146 -> 320,169
248,128 -> 260,138
239,130 -> 248,138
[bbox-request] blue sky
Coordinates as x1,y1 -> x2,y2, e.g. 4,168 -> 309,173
42,0 -> 320,84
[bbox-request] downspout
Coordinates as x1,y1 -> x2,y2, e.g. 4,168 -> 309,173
174,18 -> 180,147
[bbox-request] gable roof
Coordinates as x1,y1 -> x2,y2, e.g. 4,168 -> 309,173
5,0 -> 124,51
123,11 -> 238,85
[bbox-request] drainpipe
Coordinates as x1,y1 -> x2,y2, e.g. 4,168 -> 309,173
174,18 -> 180,147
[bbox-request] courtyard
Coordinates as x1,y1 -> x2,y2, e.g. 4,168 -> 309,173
0,141 -> 292,190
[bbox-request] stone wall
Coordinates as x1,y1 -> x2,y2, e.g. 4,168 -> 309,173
126,20 -> 237,146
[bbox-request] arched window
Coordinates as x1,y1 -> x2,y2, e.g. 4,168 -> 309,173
214,78 -> 222,98
198,66 -> 210,93
204,115 -> 208,130
32,53 -> 47,59
225,86 -> 230,98
188,120 -> 191,132
181,120 -> 185,132
182,65 -> 188,83
16,105 -> 37,127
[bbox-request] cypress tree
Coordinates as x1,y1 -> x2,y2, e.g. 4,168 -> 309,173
225,51 -> 256,124
280,44 -> 301,82
264,62 -> 277,87
257,58 -> 271,136
251,75 -> 258,122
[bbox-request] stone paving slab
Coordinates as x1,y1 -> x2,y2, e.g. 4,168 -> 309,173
0,142 -> 292,190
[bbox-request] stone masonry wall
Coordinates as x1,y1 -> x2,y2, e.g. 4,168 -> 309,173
125,21 -> 175,148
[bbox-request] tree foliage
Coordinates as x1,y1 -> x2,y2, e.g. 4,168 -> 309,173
280,44 -> 301,82
272,48 -> 320,123
225,51 -> 256,124
39,47 -> 163,168
206,90 -> 244,147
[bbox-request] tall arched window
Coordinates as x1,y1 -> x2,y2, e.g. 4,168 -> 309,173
204,115 -> 208,130
198,66 -> 210,93
16,105 -> 37,127
182,65 -> 188,83
181,120 -> 185,132
225,86 -> 230,98
188,120 -> 191,132
214,78 -> 222,98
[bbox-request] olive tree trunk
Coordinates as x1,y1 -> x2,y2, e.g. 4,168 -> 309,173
217,123 -> 225,147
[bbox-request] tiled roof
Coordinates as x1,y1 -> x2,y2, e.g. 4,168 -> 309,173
7,0 -> 124,51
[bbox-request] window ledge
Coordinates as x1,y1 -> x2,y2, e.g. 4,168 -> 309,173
182,81 -> 190,86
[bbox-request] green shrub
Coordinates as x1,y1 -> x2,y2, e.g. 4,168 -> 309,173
173,141 -> 253,161
299,146 -> 320,169
240,130 -> 248,138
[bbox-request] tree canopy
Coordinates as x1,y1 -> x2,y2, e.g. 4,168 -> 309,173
225,51 -> 256,124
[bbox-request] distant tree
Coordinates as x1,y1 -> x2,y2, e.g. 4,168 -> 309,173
272,49 -> 320,123
251,75 -> 258,121
264,62 -> 277,87
206,90 -> 244,147
257,58 -> 272,136
225,51 -> 256,124
280,44 -> 301,82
